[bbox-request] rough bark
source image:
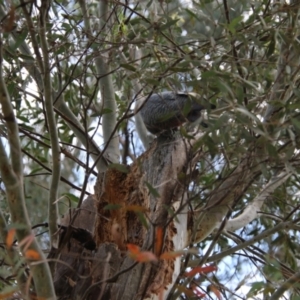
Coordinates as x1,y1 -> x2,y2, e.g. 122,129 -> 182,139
53,133 -> 193,300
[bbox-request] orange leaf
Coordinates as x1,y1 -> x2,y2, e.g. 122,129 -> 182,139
198,265 -> 218,273
6,229 -> 16,249
158,288 -> 164,300
192,287 -> 206,298
176,285 -> 194,297
135,251 -> 158,263
191,282 -> 206,298
2,6 -> 15,33
208,284 -> 222,300
18,233 -> 35,251
127,244 -> 157,262
0,291 -> 15,299
25,249 -> 41,260
160,251 -> 183,260
67,277 -> 77,287
154,227 -> 164,256
127,243 -> 140,255
184,265 -> 217,277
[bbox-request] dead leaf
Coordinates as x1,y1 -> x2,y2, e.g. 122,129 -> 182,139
0,291 -> 16,299
18,233 -> 35,252
6,228 -> 16,249
135,251 -> 158,262
208,284 -> 222,299
2,6 -> 15,32
184,265 -> 217,277
127,244 -> 158,262
67,277 -> 77,287
160,251 -> 184,260
154,227 -> 164,256
25,249 -> 41,260
176,285 -> 194,297
127,243 -> 140,254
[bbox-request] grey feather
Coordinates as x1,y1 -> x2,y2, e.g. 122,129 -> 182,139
139,91 -> 215,135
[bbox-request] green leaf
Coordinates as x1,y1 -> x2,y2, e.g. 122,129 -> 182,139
266,35 -> 276,57
146,0 -> 153,8
179,126 -> 194,139
185,9 -> 199,21
235,106 -> 261,123
18,116 -> 30,123
169,67 -> 192,72
37,156 -> 48,163
143,78 -> 161,86
159,18 -> 179,31
182,98 -> 192,117
120,63 -> 137,72
265,143 -> 278,159
144,181 -> 160,198
293,88 -> 300,98
100,108 -> 113,115
8,223 -> 28,230
136,211 -> 149,229
28,168 -> 44,175
228,16 -> 243,34
109,163 -> 129,173
11,30 -> 28,51
163,205 -> 179,223
201,71 -> 218,79
247,281 -> 265,297
193,134 -> 218,158
104,204 -> 122,211
291,118 -> 300,131
63,193 -> 80,203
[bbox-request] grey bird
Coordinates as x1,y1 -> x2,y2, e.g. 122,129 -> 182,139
139,91 -> 215,135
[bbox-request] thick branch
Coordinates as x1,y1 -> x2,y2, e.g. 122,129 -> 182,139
96,0 -> 120,163
224,170 -> 292,231
0,32 -> 56,299
39,0 -> 60,245
0,5 -> 108,172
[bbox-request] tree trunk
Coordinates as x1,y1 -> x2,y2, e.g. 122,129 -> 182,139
53,133 -> 193,299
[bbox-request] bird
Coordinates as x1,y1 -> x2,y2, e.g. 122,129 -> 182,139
139,91 -> 215,135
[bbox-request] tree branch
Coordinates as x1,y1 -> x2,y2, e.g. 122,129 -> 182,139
0,30 -> 56,299
39,0 -> 60,247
